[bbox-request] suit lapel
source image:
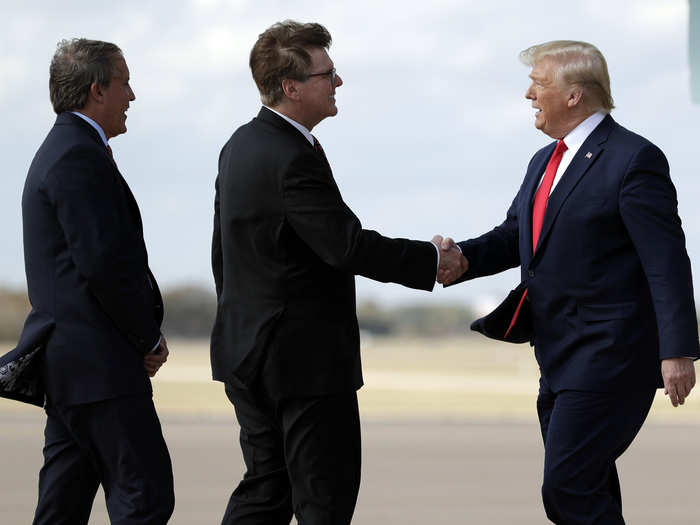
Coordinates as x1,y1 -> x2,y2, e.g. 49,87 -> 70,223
59,112 -> 115,165
59,112 -> 144,233
531,115 -> 614,259
315,141 -> 333,173
118,174 -> 145,234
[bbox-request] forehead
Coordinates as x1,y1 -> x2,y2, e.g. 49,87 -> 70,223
308,47 -> 332,69
529,57 -> 557,81
111,56 -> 129,78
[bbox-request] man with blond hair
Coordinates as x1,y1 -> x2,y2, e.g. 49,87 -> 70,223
442,40 -> 698,523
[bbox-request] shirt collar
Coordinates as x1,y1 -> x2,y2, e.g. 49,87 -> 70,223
264,106 -> 315,145
71,111 -> 109,147
562,111 -> 606,150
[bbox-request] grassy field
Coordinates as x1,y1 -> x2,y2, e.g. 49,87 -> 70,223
3,336 -> 699,423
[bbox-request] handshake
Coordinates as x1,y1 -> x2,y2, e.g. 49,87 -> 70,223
432,235 -> 469,285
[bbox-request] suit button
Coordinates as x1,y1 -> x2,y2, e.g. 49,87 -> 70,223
528,270 -> 535,277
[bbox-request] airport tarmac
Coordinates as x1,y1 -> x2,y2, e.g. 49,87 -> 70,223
3,337 -> 700,524
2,412 -> 699,524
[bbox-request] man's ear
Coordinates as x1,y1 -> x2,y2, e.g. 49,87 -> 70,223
88,82 -> 103,104
281,78 -> 302,101
567,86 -> 584,108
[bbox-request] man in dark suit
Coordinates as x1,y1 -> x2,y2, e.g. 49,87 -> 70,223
4,39 -> 174,524
211,20 -> 466,525
441,40 -> 698,523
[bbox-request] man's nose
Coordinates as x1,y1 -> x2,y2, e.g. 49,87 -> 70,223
525,84 -> 534,99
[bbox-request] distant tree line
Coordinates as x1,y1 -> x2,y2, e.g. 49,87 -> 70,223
160,285 -> 217,338
5,284 -> 700,342
0,285 -> 475,341
6,284 -> 700,342
356,300 -> 476,337
0,285 -> 219,341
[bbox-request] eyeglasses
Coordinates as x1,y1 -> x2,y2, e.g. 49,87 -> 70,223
306,67 -> 337,85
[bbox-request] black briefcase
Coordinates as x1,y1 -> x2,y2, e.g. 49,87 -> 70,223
470,282 -> 533,344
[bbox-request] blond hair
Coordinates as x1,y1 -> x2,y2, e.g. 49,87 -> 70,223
520,40 -> 614,112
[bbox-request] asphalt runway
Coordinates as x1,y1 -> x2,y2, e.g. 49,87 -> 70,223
3,412 -> 699,524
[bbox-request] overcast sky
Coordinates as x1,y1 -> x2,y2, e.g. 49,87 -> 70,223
1,0 -> 698,312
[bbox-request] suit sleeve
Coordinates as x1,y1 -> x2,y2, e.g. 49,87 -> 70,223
619,144 -> 700,359
282,151 -> 436,291
212,175 -> 223,298
46,145 -> 161,354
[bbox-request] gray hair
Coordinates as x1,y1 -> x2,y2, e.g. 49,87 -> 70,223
520,40 -> 614,112
49,38 -> 123,114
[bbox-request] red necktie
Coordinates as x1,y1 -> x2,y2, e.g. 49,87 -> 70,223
504,139 -> 567,339
531,139 -> 567,251
106,144 -> 113,157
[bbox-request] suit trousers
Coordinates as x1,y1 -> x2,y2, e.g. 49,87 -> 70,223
537,379 -> 655,524
223,381 -> 361,525
33,393 -> 174,525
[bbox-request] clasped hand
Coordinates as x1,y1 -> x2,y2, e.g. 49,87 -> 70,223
144,334 -> 169,377
432,235 -> 468,285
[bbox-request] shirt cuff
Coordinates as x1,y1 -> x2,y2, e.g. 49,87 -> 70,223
430,241 -> 440,276
150,335 -> 162,354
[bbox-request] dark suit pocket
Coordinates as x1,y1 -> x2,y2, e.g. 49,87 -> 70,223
579,302 -> 637,322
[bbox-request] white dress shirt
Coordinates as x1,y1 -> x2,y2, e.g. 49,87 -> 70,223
264,106 -> 315,145
71,111 -> 109,147
539,111 -> 606,194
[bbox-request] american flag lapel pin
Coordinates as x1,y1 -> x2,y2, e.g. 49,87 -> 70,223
585,152 -> 593,159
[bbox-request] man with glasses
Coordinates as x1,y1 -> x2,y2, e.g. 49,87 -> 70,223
211,20 -> 466,525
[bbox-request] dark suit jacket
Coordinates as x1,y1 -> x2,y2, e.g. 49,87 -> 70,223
1,112 -> 163,406
457,115 -> 699,393
211,107 -> 437,398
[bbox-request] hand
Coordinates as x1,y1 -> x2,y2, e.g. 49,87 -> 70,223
432,235 -> 468,285
144,335 -> 169,378
661,357 -> 696,407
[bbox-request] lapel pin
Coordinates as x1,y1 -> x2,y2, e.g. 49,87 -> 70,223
585,152 -> 593,159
